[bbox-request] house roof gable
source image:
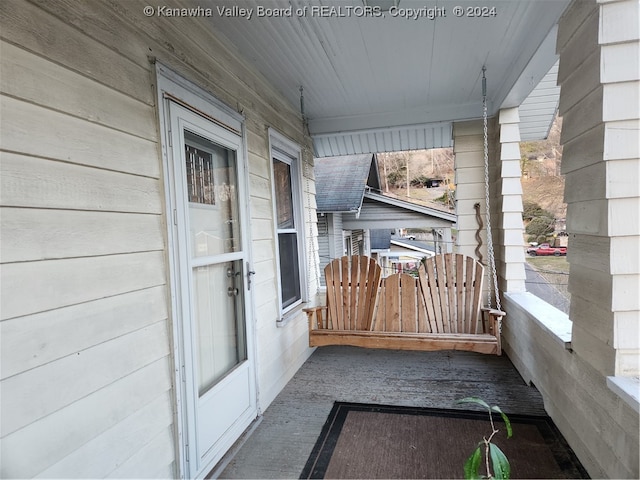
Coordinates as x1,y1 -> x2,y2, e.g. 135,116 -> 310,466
314,154 -> 375,212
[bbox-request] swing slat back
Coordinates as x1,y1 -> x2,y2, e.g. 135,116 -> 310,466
324,256 -> 381,331
417,253 -> 484,334
305,254 -> 502,355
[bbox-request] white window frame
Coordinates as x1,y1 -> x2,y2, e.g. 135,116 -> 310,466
268,128 -> 307,319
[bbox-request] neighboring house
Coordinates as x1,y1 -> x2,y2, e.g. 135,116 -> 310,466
1,1 -> 638,479
315,154 -> 374,271
314,154 -> 456,281
372,235 -> 438,276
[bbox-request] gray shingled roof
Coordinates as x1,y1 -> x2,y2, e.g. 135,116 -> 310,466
314,154 -> 373,213
370,229 -> 392,250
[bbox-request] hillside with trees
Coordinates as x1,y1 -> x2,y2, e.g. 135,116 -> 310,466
520,116 -> 566,226
376,148 -> 456,210
376,115 -> 566,235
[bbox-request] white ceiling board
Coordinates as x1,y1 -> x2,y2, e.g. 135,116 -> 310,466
202,0 -> 570,145
313,122 -> 452,157
519,61 -> 560,141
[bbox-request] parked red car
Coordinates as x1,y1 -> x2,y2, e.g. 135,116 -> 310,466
527,243 -> 567,256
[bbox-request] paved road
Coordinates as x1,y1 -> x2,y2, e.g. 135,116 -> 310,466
524,262 -> 570,314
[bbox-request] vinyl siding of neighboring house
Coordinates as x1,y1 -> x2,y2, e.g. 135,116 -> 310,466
317,213 -> 345,287
343,200 -> 452,230
317,215 -> 330,284
0,1 -> 315,477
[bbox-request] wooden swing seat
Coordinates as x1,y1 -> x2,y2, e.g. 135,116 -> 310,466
304,254 -> 505,355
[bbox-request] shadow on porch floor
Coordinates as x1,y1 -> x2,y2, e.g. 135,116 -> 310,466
217,346 -> 545,479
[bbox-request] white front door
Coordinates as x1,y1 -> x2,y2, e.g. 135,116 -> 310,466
167,101 -> 257,477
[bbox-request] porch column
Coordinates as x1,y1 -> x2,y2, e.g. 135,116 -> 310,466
558,0 -> 640,376
495,108 -> 527,293
453,115 -> 522,301
453,120 -> 489,262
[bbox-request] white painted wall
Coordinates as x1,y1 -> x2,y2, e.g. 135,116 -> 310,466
0,0 -> 316,476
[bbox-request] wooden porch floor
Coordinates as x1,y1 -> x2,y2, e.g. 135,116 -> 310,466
216,346 -> 546,479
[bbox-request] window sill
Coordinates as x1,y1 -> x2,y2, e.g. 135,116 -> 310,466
276,302 -> 307,328
504,292 -> 573,350
607,376 -> 640,414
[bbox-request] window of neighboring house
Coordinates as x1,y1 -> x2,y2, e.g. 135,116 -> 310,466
270,130 -> 306,314
343,232 -> 352,257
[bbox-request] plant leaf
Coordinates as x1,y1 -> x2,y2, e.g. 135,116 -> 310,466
455,397 -> 491,410
463,446 -> 483,480
491,406 -> 513,438
489,443 -> 511,480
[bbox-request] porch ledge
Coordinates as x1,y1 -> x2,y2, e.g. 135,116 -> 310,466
607,376 -> 640,414
504,292 -> 572,349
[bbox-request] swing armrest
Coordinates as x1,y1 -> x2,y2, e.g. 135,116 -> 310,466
481,307 -> 506,318
480,308 -> 504,355
480,308 -> 505,335
303,306 -> 327,331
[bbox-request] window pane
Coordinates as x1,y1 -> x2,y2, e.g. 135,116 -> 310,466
185,131 -> 240,256
185,144 -> 215,205
273,159 -> 294,229
278,233 -> 301,308
193,260 -> 247,395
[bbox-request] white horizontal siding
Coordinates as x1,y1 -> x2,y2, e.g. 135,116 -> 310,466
599,0 -> 640,44
1,252 -> 167,321
36,392 -> 174,478
1,209 -> 165,263
0,0 -> 154,104
0,153 -> 163,213
0,0 -> 312,477
0,96 -> 159,177
0,17 -> 173,475
1,358 -> 173,478
1,286 -> 168,379
453,120 -> 487,261
3,321 -> 170,436
105,426 -> 176,479
0,40 -> 157,140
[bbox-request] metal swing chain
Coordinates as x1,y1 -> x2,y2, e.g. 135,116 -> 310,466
482,67 -> 502,314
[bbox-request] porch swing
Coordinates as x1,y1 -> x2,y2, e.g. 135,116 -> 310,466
304,68 -> 506,355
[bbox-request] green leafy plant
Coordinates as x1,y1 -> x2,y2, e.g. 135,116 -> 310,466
456,397 -> 512,480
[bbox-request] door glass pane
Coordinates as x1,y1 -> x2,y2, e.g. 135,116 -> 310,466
185,131 -> 240,257
194,260 -> 247,395
273,159 -> 294,229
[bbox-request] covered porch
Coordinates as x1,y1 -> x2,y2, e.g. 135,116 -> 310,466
210,0 -> 640,476
216,346 -> 547,479
1,0 -> 637,478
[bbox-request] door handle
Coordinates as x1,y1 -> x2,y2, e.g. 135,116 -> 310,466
247,262 -> 256,290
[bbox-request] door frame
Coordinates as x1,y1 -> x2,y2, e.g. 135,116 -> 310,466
154,63 -> 258,479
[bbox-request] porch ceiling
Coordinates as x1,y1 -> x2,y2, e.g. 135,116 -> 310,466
204,0 -> 570,155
